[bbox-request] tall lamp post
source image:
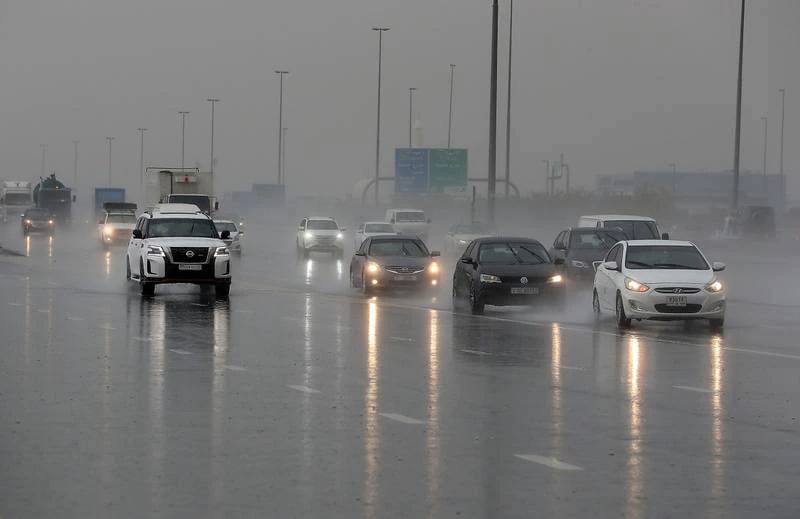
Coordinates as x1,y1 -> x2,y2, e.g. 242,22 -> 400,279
372,26 -> 390,207
448,64 -> 456,148
40,144 -> 47,177
137,129 -> 147,201
106,137 -> 115,187
207,99 -> 220,179
275,71 -> 289,185
731,0 -> 745,210
408,87 -> 417,147
761,116 -> 768,176
487,0 -> 499,224
178,111 -> 190,170
779,88 -> 786,184
504,0 -> 514,198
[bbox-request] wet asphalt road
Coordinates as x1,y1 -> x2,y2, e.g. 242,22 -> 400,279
1,217 -> 799,518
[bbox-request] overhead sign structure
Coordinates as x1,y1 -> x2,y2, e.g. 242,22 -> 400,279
395,148 -> 468,193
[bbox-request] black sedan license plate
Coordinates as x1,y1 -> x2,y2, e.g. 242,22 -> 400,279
665,296 -> 687,306
178,264 -> 202,271
394,275 -> 417,281
511,287 -> 539,295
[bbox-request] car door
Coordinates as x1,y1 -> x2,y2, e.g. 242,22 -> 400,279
596,243 -> 622,308
354,224 -> 365,249
127,216 -> 146,274
297,219 -> 307,246
550,231 -> 569,262
353,238 -> 370,285
459,242 -> 480,293
453,241 -> 474,293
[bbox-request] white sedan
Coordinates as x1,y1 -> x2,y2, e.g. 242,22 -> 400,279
592,240 -> 726,330
353,221 -> 396,250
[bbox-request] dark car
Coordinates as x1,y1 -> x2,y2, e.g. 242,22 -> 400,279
350,235 -> 441,294
452,237 -> 566,314
549,228 -> 626,282
21,208 -> 55,235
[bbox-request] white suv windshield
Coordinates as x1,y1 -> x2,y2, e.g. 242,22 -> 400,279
147,218 -> 217,238
307,220 -> 338,230
397,212 -> 425,222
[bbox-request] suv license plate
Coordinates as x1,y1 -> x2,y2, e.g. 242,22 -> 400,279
666,296 -> 687,306
511,287 -> 539,295
178,264 -> 202,271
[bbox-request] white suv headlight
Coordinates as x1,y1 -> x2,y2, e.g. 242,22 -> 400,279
214,246 -> 230,257
304,232 -> 313,240
146,245 -> 165,256
336,233 -> 344,240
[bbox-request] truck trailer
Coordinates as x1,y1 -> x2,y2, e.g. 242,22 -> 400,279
1,181 -> 34,222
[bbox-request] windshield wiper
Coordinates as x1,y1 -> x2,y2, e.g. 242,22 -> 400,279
517,246 -> 546,264
653,263 -> 703,270
627,260 -> 653,268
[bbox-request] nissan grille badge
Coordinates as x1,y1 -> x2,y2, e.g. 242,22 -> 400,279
520,277 -> 528,284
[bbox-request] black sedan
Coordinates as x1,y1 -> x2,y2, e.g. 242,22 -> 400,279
453,237 -> 565,314
549,227 -> 626,282
21,208 -> 55,235
350,235 -> 441,294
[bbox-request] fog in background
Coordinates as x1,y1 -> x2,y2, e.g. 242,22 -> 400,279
0,0 -> 796,200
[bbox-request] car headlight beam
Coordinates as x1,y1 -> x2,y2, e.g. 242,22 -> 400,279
366,262 -> 381,274
214,246 -> 230,257
304,232 -> 313,240
705,280 -> 723,293
548,274 -> 563,284
624,277 -> 650,293
146,245 -> 165,256
480,273 -> 501,284
428,261 -> 440,275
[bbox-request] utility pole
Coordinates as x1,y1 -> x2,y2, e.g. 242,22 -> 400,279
447,64 -> 455,148
408,87 -> 417,147
72,141 -> 78,188
487,0 -> 499,225
761,116 -> 768,176
178,111 -> 190,170
275,71 -> 289,184
207,98 -> 219,179
731,0 -> 745,210
138,129 -> 147,201
372,27 -> 390,207
282,127 -> 288,184
40,144 -> 46,178
779,88 -> 786,183
106,137 -> 115,187
504,0 -> 514,198
543,160 -> 551,196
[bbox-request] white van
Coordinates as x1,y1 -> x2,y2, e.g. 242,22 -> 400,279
385,208 -> 430,241
577,215 -> 668,240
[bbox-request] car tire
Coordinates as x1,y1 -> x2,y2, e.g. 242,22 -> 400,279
469,286 -> 485,315
592,290 -> 601,321
215,283 -> 231,298
615,292 -> 631,329
350,269 -> 358,289
709,318 -> 724,331
126,258 -> 131,281
140,260 -> 155,296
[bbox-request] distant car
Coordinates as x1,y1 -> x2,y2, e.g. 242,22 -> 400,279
214,220 -> 243,253
353,221 -> 396,250
443,222 -> 494,256
592,240 -> 726,330
296,217 -> 345,257
452,237 -> 566,315
549,227 -> 626,282
98,203 -> 137,247
578,215 -> 668,240
350,235 -> 441,294
21,208 -> 55,235
385,208 -> 430,240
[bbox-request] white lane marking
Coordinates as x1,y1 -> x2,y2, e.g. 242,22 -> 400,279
560,365 -> 586,371
515,454 -> 584,471
66,316 -> 84,321
288,385 -> 320,394
724,346 -> 800,361
460,349 -> 492,356
380,413 -> 425,425
390,336 -> 415,342
7,302 -> 24,306
132,336 -> 151,342
673,385 -> 713,393
169,349 -> 193,355
225,365 -> 247,371
97,324 -> 116,331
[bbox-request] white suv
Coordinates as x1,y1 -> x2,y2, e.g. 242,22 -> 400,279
126,204 -> 232,297
296,217 -> 345,258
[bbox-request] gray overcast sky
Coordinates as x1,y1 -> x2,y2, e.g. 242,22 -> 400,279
0,0 -> 796,199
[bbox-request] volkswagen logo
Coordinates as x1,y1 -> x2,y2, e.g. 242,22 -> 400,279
520,277 -> 528,284
185,250 -> 195,258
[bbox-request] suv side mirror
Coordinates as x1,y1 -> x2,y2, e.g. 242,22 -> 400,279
602,261 -> 619,271
298,226 -> 304,231
355,251 -> 366,257
712,262 -> 726,272
132,229 -> 143,239
460,257 -> 474,265
430,251 -> 441,257
220,230 -> 231,240
661,232 -> 670,240
553,257 -> 565,266
340,227 -> 347,232
215,201 -> 220,211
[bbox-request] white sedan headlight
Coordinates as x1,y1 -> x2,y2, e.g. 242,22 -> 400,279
705,280 -> 724,293
624,277 -> 650,293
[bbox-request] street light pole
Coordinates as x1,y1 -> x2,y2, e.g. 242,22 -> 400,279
447,64 -> 455,148
72,140 -> 78,189
504,0 -> 514,198
731,0 -> 745,210
40,144 -> 46,177
207,99 -> 219,180
373,27 -> 389,207
761,116 -> 768,176
178,111 -> 190,170
106,137 -> 115,187
137,129 -> 147,201
408,87 -> 417,147
779,88 -> 786,182
487,0 -> 499,224
275,71 -> 289,185
282,127 -> 288,184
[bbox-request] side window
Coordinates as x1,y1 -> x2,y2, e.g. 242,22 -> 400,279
633,221 -> 658,240
470,243 -> 481,262
359,238 -> 370,255
462,241 -> 475,259
141,219 -> 150,238
553,231 -> 565,249
562,231 -> 570,249
135,217 -> 145,233
605,244 -> 621,263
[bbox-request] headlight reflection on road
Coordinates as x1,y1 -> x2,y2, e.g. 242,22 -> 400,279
626,334 -> 644,519
710,334 -> 725,511
304,259 -> 314,286
364,298 -> 380,517
427,309 -> 441,511
48,235 -> 53,258
550,323 -> 563,453
24,235 -> 31,257
104,250 -> 112,278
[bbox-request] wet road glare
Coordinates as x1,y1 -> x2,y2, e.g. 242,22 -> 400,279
1,217 -> 799,517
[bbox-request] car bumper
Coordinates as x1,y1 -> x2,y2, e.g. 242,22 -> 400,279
303,241 -> 343,251
623,291 -> 726,320
478,283 -> 566,306
141,255 -> 232,285
364,271 -> 440,290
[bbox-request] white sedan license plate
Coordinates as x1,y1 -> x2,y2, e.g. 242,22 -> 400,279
511,287 -> 539,295
665,296 -> 687,306
394,275 -> 417,281
178,264 -> 202,271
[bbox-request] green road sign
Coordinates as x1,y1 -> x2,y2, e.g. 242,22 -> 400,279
428,149 -> 468,193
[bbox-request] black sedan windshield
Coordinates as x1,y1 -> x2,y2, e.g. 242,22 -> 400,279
369,239 -> 428,257
570,230 -> 625,249
147,219 -> 217,238
478,242 -> 550,265
625,246 -> 709,270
